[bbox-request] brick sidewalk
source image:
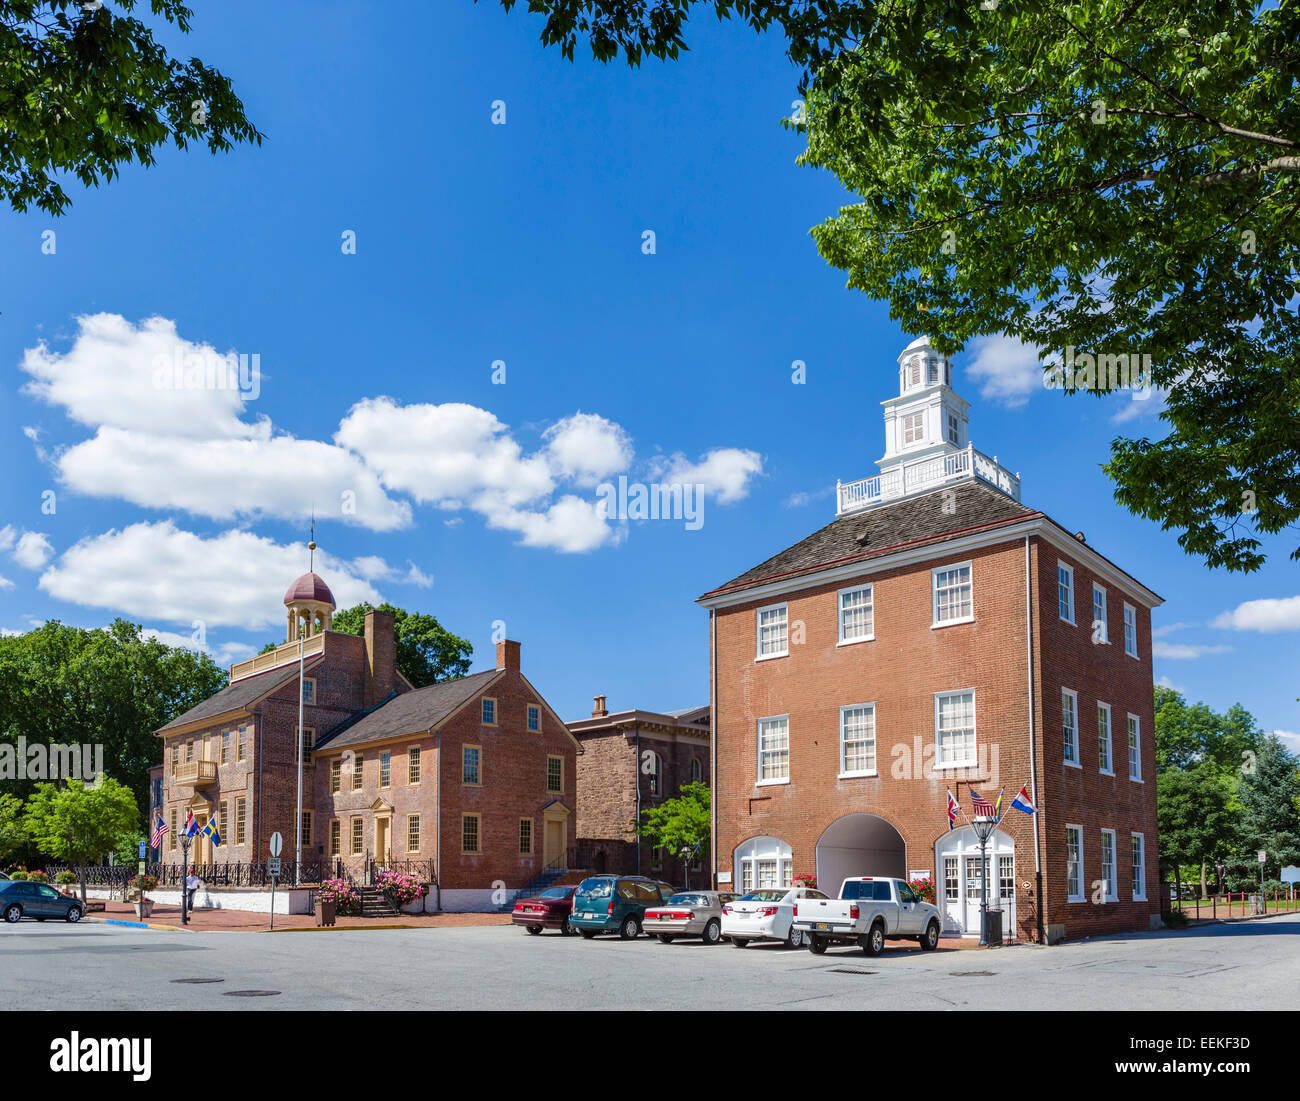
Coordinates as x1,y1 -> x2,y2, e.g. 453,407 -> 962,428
94,899 -> 513,932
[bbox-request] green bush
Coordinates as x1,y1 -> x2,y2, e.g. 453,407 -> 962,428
1162,910 -> 1189,929
9,869 -> 29,881
55,871 -> 77,886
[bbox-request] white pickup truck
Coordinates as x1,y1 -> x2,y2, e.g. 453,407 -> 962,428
793,876 -> 942,956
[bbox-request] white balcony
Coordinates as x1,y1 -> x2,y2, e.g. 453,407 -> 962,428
837,444 -> 1020,516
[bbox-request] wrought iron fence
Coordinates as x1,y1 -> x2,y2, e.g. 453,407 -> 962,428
46,861 -> 336,889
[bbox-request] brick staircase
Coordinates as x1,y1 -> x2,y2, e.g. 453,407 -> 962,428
359,886 -> 399,918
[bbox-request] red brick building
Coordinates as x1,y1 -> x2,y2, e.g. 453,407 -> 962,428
567,698 -> 710,885
698,337 -> 1162,944
156,571 -> 578,911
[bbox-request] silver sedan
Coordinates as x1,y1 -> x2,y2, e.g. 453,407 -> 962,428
643,891 -> 736,945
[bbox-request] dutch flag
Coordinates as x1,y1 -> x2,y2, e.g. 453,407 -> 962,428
1010,785 -> 1036,815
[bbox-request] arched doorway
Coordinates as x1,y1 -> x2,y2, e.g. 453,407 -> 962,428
814,814 -> 906,894
733,836 -> 793,892
934,826 -> 1015,936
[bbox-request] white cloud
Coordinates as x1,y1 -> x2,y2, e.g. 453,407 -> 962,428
965,335 -> 1044,409
1275,730 -> 1300,755
140,627 -> 255,666
1155,675 -> 1186,694
12,531 -> 53,570
1152,621 -> 1198,638
1111,386 -> 1169,425
484,494 -> 623,554
0,526 -> 14,553
38,521 -> 385,630
0,575 -> 13,592
1152,641 -> 1234,660
405,562 -> 434,588
542,413 -> 633,487
348,555 -> 435,588
784,486 -> 834,509
649,448 -> 764,505
1211,596 -> 1300,634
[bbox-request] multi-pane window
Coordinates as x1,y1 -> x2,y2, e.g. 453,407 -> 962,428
171,743 -> 179,774
462,746 -> 481,786
301,811 -> 312,847
329,818 -> 341,857
1058,562 -> 1075,623
379,751 -> 391,788
527,705 -> 540,732
1066,826 -> 1083,901
169,808 -> 178,851
351,817 -> 363,856
781,859 -> 792,888
757,717 -> 790,781
301,678 -> 314,705
408,747 -> 421,784
1097,703 -> 1112,773
220,731 -> 229,765
1092,584 -> 1108,643
933,564 -> 973,624
546,755 -> 563,793
237,725 -> 247,761
235,798 -> 246,845
352,756 -> 363,792
481,698 -> 496,725
757,859 -> 779,888
186,740 -> 194,762
999,855 -> 1015,904
690,757 -> 702,783
756,604 -> 789,658
1062,689 -> 1079,765
331,758 -> 342,794
1131,834 -> 1146,900
840,704 -> 877,774
407,814 -> 420,853
1123,603 -> 1138,657
1128,716 -> 1141,780
935,691 -> 976,768
838,585 -> 874,643
1100,830 -> 1116,900
218,800 -> 228,842
462,814 -> 481,854
741,862 -> 754,892
518,819 -> 532,855
944,857 -> 959,902
297,726 -> 313,765
645,752 -> 661,796
903,411 -> 925,446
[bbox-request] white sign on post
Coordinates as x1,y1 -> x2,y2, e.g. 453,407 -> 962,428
1258,850 -> 1267,863
267,856 -> 282,877
270,832 -> 283,858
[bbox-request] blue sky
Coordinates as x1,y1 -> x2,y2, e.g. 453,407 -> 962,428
0,1 -> 1295,745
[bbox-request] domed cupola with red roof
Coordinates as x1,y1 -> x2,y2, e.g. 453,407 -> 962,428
284,534 -> 336,641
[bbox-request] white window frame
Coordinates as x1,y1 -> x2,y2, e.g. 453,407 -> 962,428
836,584 -> 874,645
1062,688 -> 1080,768
933,689 -> 977,770
755,602 -> 789,661
1057,561 -> 1075,624
1131,832 -> 1147,901
756,715 -> 790,786
1127,714 -> 1142,782
1092,583 -> 1108,644
1066,825 -> 1084,902
1097,702 -> 1113,776
1100,829 -> 1117,902
931,562 -> 974,628
1123,602 -> 1138,658
838,703 -> 877,778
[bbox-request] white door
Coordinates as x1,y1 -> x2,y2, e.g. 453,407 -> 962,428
942,856 -> 962,933
936,827 -> 1015,937
963,856 -> 987,933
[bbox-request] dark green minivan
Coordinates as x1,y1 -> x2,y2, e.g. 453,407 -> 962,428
570,876 -> 676,940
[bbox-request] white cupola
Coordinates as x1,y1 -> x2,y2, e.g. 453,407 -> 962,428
878,335 -> 970,476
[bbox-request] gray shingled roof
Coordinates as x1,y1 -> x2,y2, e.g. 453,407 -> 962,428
157,662 -> 313,733
312,668 -> 501,752
704,481 -> 1036,598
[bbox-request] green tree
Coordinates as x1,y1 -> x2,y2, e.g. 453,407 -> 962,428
0,619 -> 228,812
1238,733 -> 1300,876
635,780 -> 710,883
0,793 -> 25,866
500,0 -> 1300,572
1156,763 -> 1237,897
330,604 -> 473,689
1,0 -> 262,216
1154,686 -> 1263,776
23,778 -> 139,905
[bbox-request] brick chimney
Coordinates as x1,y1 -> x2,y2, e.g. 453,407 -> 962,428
364,608 -> 396,706
496,639 -> 520,673
592,694 -> 608,718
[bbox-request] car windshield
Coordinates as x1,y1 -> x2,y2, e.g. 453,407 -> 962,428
736,890 -> 787,902
577,878 -> 613,898
539,887 -> 572,899
666,894 -> 710,906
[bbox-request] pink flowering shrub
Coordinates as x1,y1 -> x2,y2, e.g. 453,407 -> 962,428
375,870 -> 428,908
318,878 -> 360,915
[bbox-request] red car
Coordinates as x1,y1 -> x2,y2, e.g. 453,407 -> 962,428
511,886 -> 577,935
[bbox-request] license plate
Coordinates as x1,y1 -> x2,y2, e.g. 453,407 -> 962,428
581,912 -> 594,919
816,922 -> 830,931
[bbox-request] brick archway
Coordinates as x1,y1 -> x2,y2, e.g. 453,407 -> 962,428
814,813 -> 906,894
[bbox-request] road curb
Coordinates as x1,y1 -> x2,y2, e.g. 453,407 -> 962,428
86,916 -> 188,932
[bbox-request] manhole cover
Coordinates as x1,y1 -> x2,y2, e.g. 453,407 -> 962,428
171,978 -> 225,984
950,970 -> 995,977
829,968 -> 877,975
222,990 -> 281,997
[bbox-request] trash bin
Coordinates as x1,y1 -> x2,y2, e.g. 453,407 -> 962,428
984,908 -> 1003,946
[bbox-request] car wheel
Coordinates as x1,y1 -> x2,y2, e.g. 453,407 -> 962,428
3,904 -> 21,923
580,929 -> 597,940
731,937 -> 749,948
657,934 -> 675,944
860,922 -> 885,957
526,925 -> 542,935
618,915 -> 640,940
920,920 -> 940,951
66,907 -> 82,924
561,915 -> 575,936
808,935 -> 828,955
703,919 -> 721,945
785,925 -> 804,949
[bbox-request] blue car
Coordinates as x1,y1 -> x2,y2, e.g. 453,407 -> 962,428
1,880 -> 84,923
570,876 -> 677,940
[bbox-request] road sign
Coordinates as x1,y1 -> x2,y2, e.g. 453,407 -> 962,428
269,832 -> 283,857
1258,850 -> 1267,863
1282,866 -> 1300,885
138,840 -> 146,860
267,856 -> 282,877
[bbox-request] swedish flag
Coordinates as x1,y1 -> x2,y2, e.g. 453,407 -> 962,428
201,817 -> 222,846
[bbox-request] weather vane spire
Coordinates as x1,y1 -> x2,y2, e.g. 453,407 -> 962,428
308,512 -> 317,573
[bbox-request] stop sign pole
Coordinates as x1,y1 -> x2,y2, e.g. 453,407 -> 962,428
269,832 -> 283,931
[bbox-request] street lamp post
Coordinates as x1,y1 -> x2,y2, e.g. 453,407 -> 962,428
179,833 -> 191,926
971,813 -> 997,947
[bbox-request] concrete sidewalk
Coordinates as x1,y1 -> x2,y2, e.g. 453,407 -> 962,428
89,898 -> 515,932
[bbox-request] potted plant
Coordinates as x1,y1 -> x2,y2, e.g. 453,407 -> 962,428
29,869 -> 49,884
908,876 -> 936,904
128,874 -> 158,919
792,873 -> 818,890
317,878 -> 359,924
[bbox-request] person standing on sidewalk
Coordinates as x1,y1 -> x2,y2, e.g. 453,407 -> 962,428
185,867 -> 202,909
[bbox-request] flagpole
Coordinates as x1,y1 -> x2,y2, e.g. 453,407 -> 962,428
295,622 -> 304,887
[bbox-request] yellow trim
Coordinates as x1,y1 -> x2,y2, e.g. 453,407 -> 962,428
519,817 -> 533,855
329,817 -> 341,857
546,754 -> 565,794
461,812 -> 482,855
481,697 -> 498,726
408,745 -> 421,786
350,816 -> 364,856
379,748 -> 392,789
407,813 -> 421,854
462,743 -> 483,787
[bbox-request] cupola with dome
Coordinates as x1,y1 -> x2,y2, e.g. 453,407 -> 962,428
283,536 -> 335,641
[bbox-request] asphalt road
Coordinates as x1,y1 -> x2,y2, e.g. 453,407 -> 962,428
2,913 -> 1296,1011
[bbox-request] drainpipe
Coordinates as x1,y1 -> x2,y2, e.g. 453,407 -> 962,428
710,608 -> 718,890
434,728 -> 442,912
634,725 -> 641,875
1025,535 -> 1044,944
253,706 -> 264,860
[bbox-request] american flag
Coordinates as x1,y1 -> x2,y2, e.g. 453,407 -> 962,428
971,789 -> 997,818
150,817 -> 169,848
